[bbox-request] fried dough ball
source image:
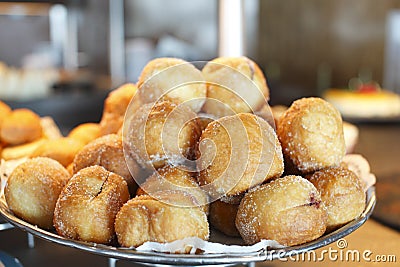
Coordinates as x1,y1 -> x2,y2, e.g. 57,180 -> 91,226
100,83 -> 137,135
308,167 -> 366,231
341,154 -> 376,191
54,166 -> 130,244
202,57 -> 269,118
209,200 -> 240,237
5,157 -> 70,229
115,192 -> 209,248
137,57 -> 206,112
277,97 -> 345,174
30,137 -> 85,167
124,101 -> 201,170
0,100 -> 11,130
73,134 -> 139,194
0,109 -> 42,145
236,175 -> 327,246
68,123 -> 101,145
197,113 -> 284,199
136,165 -> 208,213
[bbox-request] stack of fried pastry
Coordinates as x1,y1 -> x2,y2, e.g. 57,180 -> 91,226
0,103 -> 68,160
3,56 -> 371,250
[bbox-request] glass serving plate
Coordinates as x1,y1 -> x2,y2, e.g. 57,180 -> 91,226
0,187 -> 375,266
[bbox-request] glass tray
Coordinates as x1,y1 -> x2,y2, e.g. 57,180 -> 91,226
0,187 -> 375,266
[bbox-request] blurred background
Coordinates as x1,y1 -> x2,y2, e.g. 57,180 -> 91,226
1,0 -> 400,109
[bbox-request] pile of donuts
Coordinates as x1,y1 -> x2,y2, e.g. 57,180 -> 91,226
2,57 -> 373,251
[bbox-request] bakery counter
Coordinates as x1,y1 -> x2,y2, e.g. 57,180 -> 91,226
0,123 -> 399,267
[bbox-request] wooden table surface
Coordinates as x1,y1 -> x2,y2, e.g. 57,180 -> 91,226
0,123 -> 399,267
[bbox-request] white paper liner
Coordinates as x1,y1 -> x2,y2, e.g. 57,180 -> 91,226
136,237 -> 284,254
0,158 -> 27,195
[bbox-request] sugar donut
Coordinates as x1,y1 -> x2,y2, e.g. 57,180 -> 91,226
236,175 -> 327,246
54,165 -> 130,244
5,157 -> 70,229
277,97 -> 345,173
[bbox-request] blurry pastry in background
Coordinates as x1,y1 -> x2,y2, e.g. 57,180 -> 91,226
100,83 -> 137,135
255,104 -> 287,128
115,192 -> 209,248
209,200 -> 240,237
54,166 -> 130,244
137,57 -> 207,113
73,134 -> 139,194
0,62 -> 59,101
277,97 -> 345,174
236,175 -> 327,246
0,109 -> 43,145
5,157 -> 70,229
308,167 -> 366,231
342,154 -> 376,191
1,138 -> 46,160
124,101 -> 201,170
202,57 -> 269,118
0,100 -> 11,127
342,121 -> 359,154
39,116 -> 63,140
30,137 -> 85,167
323,82 -> 400,118
1,116 -> 62,160
68,123 -> 101,145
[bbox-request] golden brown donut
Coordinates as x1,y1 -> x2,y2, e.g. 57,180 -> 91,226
277,97 -> 345,174
124,100 -> 201,170
68,123 -> 101,145
236,175 -> 327,246
137,57 -> 207,112
72,134 -> 139,194
0,100 -> 11,131
197,113 -> 284,199
202,57 -> 269,118
30,137 -> 85,167
100,83 -> 137,135
209,200 -> 240,237
136,165 -> 209,213
0,108 -> 42,145
114,192 -> 209,248
308,167 -> 366,231
54,165 -> 130,244
5,157 -> 70,229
